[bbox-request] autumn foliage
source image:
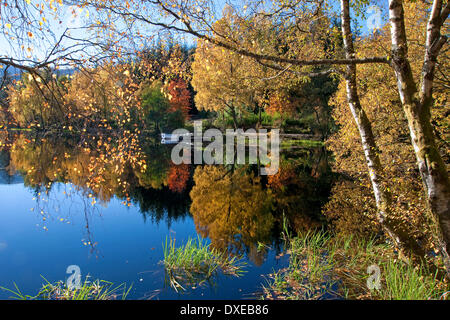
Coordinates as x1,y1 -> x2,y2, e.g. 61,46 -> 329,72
168,163 -> 190,193
167,79 -> 191,121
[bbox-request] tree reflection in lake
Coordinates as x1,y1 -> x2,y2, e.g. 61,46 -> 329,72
190,165 -> 275,266
190,147 -> 332,265
1,132 -> 332,263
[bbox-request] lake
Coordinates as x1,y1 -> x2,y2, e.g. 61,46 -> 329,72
0,132 -> 331,299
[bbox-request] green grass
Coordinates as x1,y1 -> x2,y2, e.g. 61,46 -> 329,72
263,230 -> 339,299
281,139 -> 324,149
162,236 -> 246,292
262,230 -> 449,300
0,276 -> 132,300
6,128 -> 33,132
381,260 -> 441,300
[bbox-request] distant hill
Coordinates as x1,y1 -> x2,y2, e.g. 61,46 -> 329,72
0,66 -> 75,81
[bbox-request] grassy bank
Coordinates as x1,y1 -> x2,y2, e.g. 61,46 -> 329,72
280,139 -> 324,149
262,231 -> 449,300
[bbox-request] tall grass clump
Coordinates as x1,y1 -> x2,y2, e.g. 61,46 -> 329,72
1,276 -> 131,300
379,260 -> 443,300
263,229 -> 340,300
162,236 -> 246,292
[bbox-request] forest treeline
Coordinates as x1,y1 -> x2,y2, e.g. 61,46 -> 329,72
0,41 -> 335,136
1,46 -> 194,132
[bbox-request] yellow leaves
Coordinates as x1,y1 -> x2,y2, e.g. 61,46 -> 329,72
5,23 -> 11,29
190,166 -> 274,251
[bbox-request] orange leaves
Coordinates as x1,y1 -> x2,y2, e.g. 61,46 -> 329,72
266,92 -> 296,116
267,163 -> 299,192
166,79 -> 192,121
168,163 -> 190,193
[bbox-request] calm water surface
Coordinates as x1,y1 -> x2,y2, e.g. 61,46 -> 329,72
0,133 -> 330,299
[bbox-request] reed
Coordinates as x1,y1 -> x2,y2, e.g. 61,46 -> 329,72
1,276 -> 131,300
162,235 -> 246,292
263,230 -> 449,300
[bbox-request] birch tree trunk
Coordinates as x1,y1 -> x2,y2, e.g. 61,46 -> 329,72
388,0 -> 450,266
340,0 -> 421,255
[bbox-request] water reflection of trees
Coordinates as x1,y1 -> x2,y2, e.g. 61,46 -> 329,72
190,165 -> 275,265
4,133 -> 191,226
0,149 -> 23,184
3,133 -> 332,263
189,148 -> 332,265
129,186 -> 190,227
